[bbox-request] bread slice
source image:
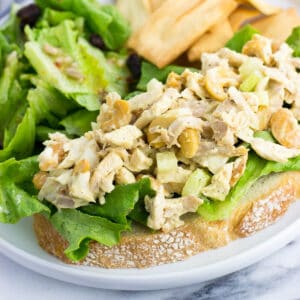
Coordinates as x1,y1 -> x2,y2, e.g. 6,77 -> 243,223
33,171 -> 300,268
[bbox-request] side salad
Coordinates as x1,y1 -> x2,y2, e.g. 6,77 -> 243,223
2,0 -> 300,263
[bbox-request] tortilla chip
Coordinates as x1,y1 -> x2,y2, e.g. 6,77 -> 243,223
229,6 -> 262,31
251,8 -> 300,43
237,0 -> 280,16
188,20 -> 234,62
116,0 -> 152,33
128,0 -> 237,68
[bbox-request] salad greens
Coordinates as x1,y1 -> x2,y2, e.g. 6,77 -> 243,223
226,25 -> 259,53
0,157 -> 49,223
51,209 -> 129,261
286,26 -> 300,56
35,0 -> 130,50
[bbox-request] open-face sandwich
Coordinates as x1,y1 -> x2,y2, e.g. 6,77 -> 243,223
1,0 -> 300,270
34,34 -> 300,268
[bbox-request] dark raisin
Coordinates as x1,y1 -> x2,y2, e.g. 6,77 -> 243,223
17,4 -> 41,29
126,53 -> 142,80
89,34 -> 106,51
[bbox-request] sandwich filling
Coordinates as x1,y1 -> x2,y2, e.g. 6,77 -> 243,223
36,34 -> 300,232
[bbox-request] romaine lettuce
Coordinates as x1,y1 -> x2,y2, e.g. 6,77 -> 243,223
81,178 -> 155,225
35,0 -> 130,50
0,157 -> 49,223
226,25 -> 259,53
137,62 -> 187,91
286,26 -> 300,57
50,209 -> 128,261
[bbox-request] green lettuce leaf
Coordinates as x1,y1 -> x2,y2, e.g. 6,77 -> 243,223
198,152 -> 300,221
28,79 -> 76,128
225,25 -> 259,53
60,110 -> 98,136
81,178 -> 155,225
24,20 -> 129,110
0,157 -> 49,224
35,0 -> 130,50
0,108 -> 35,162
50,209 -> 128,261
137,62 -> 187,91
286,26 -> 300,57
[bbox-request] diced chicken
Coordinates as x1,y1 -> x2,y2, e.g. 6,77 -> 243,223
250,138 -> 300,163
38,177 -> 88,209
129,79 -> 164,111
59,136 -> 98,169
125,148 -> 153,172
242,34 -> 273,65
201,52 -> 229,74
202,163 -> 233,201
217,48 -> 247,67
39,133 -> 69,171
181,69 -> 206,98
134,88 -> 180,129
211,120 -> 235,146
230,154 -> 248,187
97,93 -> 132,132
90,152 -> 124,194
102,125 -> 143,149
228,87 -> 259,130
145,185 -> 203,232
115,167 -> 136,185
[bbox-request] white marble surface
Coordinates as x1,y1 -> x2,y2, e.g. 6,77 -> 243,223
0,237 -> 299,299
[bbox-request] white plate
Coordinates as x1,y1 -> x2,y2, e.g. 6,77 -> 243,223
0,0 -> 300,291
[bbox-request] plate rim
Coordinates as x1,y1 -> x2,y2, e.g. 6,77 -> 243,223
0,216 -> 299,290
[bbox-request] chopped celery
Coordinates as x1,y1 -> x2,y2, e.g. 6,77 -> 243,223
239,71 -> 263,92
239,58 -> 263,80
182,169 -> 211,197
156,152 -> 178,181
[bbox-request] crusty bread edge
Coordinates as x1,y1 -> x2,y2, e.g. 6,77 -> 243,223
33,171 -> 300,268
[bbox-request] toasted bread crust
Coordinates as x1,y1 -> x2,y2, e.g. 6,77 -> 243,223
33,171 -> 300,268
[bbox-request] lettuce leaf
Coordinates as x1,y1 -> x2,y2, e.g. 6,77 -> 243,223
60,110 -> 98,136
81,178 -> 155,225
25,20 -> 129,110
35,0 -> 130,50
225,25 -> 259,53
137,62 -> 187,91
198,152 -> 300,221
50,209 -> 128,261
0,108 -> 35,162
0,157 -> 49,223
286,26 -> 300,57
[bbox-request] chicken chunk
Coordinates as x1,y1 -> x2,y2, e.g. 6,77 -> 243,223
134,88 -> 180,129
90,152 -> 124,194
102,125 -> 143,149
250,138 -> 300,163
145,185 -> 203,232
202,163 -> 233,200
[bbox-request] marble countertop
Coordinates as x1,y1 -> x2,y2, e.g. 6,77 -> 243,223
0,237 -> 299,299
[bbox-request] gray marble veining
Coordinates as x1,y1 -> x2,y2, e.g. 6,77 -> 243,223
0,237 -> 300,299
